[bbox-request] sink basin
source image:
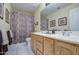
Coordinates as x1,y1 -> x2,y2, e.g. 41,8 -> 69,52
40,32 -> 79,40
69,35 -> 79,39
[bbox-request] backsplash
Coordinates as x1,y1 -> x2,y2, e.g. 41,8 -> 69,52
70,31 -> 79,36
55,31 -> 79,36
40,30 -> 79,36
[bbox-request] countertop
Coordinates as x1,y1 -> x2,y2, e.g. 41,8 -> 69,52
32,32 -> 79,45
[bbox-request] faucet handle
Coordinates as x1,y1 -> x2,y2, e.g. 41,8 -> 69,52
62,31 -> 65,35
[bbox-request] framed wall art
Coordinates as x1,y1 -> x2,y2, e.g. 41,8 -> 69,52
0,3 -> 4,19
50,20 -> 56,27
5,8 -> 9,24
58,17 -> 67,26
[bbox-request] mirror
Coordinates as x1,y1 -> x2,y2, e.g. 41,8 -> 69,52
40,3 -> 79,31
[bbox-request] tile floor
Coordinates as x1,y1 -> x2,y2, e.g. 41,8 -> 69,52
5,42 -> 34,55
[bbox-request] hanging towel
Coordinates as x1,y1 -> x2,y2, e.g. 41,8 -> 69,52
10,30 -> 13,38
7,30 -> 13,45
2,30 -> 9,45
0,30 -> 3,45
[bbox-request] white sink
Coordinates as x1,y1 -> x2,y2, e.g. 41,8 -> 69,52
69,35 -> 79,39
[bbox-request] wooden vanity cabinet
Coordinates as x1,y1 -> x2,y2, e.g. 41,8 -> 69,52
55,40 -> 77,55
31,34 -> 37,54
36,35 -> 44,55
31,34 -> 79,55
31,34 -> 44,55
76,47 -> 79,54
44,37 -> 54,55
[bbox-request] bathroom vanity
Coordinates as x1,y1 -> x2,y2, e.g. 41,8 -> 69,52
31,32 -> 79,55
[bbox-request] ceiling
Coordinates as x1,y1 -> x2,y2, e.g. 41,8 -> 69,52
11,3 -> 72,16
12,3 -> 40,13
41,3 -> 72,17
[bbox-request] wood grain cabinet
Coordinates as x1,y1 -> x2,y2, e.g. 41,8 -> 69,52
55,40 -> 77,55
31,34 -> 79,55
36,35 -> 44,55
31,34 -> 44,55
31,34 -> 37,54
44,37 -> 54,55
76,47 -> 79,55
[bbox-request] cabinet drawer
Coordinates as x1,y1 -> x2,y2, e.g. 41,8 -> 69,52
55,40 -> 76,49
37,36 -> 44,43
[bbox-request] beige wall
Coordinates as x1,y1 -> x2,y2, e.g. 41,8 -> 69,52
11,5 -> 33,16
47,4 -> 79,31
34,4 -> 45,32
0,3 -> 11,30
4,3 -> 11,21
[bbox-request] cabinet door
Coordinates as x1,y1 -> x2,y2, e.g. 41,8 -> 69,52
55,40 -> 77,55
36,35 -> 44,55
76,47 -> 79,55
44,37 -> 54,55
31,34 -> 37,54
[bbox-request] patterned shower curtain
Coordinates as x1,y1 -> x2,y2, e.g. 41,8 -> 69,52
10,11 -> 34,44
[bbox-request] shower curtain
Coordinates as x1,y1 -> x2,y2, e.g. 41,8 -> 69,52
10,11 -> 34,44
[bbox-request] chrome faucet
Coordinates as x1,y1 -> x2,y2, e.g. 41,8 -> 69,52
62,31 -> 72,36
62,31 -> 65,36
67,31 -> 72,36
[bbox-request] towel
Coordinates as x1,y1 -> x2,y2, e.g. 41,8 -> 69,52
7,30 -> 13,45
2,30 -> 9,45
9,30 -> 13,38
0,30 -> 3,45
